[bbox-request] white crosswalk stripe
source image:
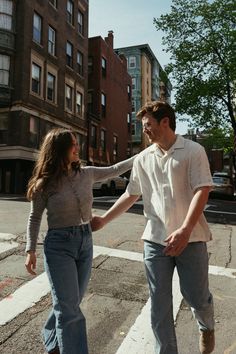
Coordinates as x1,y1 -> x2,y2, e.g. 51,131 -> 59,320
0,233 -> 18,255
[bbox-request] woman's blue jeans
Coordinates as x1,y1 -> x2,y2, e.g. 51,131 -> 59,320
43,224 -> 93,354
144,241 -> 214,354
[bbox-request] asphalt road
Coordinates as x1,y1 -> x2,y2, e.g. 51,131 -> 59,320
93,194 -> 236,225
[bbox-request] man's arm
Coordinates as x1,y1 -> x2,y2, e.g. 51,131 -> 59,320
164,186 -> 211,256
91,191 -> 140,231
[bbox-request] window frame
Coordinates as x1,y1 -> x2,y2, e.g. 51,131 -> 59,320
77,9 -> 84,35
77,50 -> 83,76
0,0 -> 13,31
76,91 -> 83,116
101,57 -> 106,77
129,56 -> 136,68
0,54 -> 10,86
67,0 -> 74,25
91,124 -> 97,149
66,41 -> 73,67
101,129 -> 106,152
101,92 -> 106,118
65,83 -> 73,112
31,62 -> 41,95
33,12 -> 42,45
48,25 -> 56,56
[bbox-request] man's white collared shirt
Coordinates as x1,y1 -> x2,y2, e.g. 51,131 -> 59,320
127,135 -> 213,245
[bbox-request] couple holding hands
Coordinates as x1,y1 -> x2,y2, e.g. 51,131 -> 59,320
25,101 -> 215,354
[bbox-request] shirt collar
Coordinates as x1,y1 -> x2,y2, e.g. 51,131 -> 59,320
149,134 -> 185,156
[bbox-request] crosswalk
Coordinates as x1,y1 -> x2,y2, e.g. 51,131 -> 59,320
0,233 -> 18,254
1,242 -> 236,353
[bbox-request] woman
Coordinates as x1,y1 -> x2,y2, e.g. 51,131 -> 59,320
25,128 -> 135,354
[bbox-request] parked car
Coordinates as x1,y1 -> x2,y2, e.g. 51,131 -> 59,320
211,176 -> 234,199
93,176 -> 129,196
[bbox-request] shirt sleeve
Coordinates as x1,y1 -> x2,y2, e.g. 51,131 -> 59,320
91,155 -> 136,182
25,191 -> 46,252
126,157 -> 142,196
189,145 -> 213,192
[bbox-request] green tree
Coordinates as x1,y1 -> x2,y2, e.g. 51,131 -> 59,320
154,0 -> 236,157
197,127 -> 234,154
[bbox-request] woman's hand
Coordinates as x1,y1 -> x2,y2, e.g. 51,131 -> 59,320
25,251 -> 37,275
91,215 -> 106,231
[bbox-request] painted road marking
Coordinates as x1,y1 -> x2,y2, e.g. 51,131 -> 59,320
205,209 -> 236,216
0,245 -> 235,334
0,272 -> 50,326
0,233 -> 18,255
116,269 -> 182,354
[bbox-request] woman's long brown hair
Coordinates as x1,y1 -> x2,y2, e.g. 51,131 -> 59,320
27,128 -> 80,200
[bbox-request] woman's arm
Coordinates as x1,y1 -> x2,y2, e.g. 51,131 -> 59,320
91,190 -> 140,231
25,191 -> 46,275
90,155 -> 136,182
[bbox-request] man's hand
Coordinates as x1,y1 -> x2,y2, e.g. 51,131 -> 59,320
163,227 -> 191,257
91,215 -> 106,232
25,251 -> 37,275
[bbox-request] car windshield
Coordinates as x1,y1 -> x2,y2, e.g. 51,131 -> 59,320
213,177 -> 230,184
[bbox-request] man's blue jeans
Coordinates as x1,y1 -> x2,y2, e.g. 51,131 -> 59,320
43,224 -> 93,354
144,241 -> 214,354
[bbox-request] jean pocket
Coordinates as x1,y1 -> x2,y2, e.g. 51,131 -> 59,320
45,229 -> 71,244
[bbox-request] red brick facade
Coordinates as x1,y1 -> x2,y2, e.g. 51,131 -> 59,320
88,31 -> 132,166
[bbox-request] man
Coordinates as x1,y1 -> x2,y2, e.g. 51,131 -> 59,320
92,101 -> 215,354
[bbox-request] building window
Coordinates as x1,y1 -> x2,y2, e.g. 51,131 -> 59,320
102,57 -> 106,77
88,91 -> 93,113
47,72 -> 55,102
132,123 -> 136,136
66,41 -> 73,67
0,112 -> 8,144
113,135 -> 118,162
132,77 -> 136,90
101,93 -> 106,118
0,0 -> 13,30
33,12 -> 42,44
31,63 -> 41,95
76,91 -> 83,115
65,84 -> 73,111
67,0 -> 74,25
127,113 -> 131,133
129,56 -> 136,68
77,10 -> 84,35
77,133 -> 87,160
0,54 -> 10,86
91,125 -> 97,148
49,0 -> 57,8
29,116 -> 40,149
77,51 -> 83,76
48,26 -> 56,56
132,99 -> 136,113
127,84 -> 131,100
101,129 -> 106,152
88,56 -> 93,74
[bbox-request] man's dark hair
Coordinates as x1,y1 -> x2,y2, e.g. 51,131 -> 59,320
136,100 -> 176,131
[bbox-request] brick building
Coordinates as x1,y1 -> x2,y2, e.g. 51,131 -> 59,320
0,0 -> 88,194
87,31 -> 132,166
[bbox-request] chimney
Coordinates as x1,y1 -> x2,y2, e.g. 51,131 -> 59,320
105,30 -> 114,48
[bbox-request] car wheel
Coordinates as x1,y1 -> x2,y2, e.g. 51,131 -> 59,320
110,182 -> 116,196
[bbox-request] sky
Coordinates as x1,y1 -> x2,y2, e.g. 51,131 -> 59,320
89,0 -> 189,134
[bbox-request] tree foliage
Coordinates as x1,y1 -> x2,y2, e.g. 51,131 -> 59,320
154,0 -> 236,135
